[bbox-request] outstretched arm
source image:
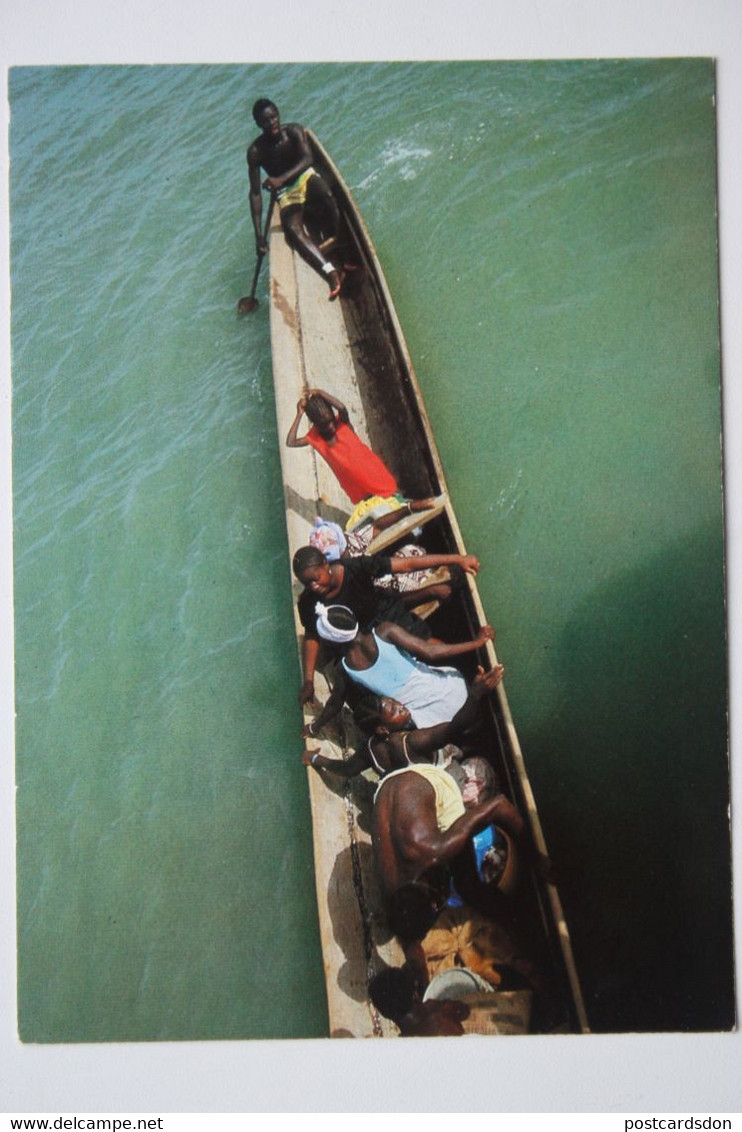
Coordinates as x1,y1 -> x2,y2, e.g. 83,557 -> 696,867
370,498 -> 436,537
286,396 -> 311,448
403,665 -> 504,759
302,745 -> 369,778
299,637 -> 321,705
400,784 -> 520,871
247,145 -> 267,253
485,793 -> 524,842
378,620 -> 495,665
301,667 -> 349,735
389,552 -> 480,576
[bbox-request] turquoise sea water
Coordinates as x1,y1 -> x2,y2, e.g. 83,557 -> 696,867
10,60 -> 732,1040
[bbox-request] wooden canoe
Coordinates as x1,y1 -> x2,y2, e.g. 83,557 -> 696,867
264,131 -> 590,1037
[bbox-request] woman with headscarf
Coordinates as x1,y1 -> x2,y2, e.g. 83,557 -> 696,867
293,544 -> 481,707
308,508 -> 436,594
307,604 -> 494,731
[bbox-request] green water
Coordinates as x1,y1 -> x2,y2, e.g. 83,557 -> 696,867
10,60 -> 732,1040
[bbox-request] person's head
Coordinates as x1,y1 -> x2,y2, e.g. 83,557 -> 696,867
292,545 -> 334,596
369,967 -> 469,1036
252,99 -> 280,134
368,967 -> 417,1023
459,755 -> 497,806
304,394 -> 337,440
309,517 -> 347,563
445,755 -> 498,807
386,881 -> 444,942
354,694 -> 412,736
315,604 -> 359,646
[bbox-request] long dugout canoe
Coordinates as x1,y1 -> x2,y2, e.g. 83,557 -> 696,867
264,131 -> 590,1037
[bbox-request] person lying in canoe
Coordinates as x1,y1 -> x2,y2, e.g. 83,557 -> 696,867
247,100 -> 345,300
293,549 -> 481,706
304,603 -> 493,728
286,388 -> 401,507
309,504 -> 439,567
308,506 -> 449,600
302,664 -> 504,775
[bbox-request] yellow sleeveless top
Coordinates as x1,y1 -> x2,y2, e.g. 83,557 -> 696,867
376,764 -> 465,832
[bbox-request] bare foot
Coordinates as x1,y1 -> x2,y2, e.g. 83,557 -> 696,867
410,497 -> 437,513
328,269 -> 345,301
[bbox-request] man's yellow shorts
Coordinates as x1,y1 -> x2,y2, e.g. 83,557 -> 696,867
276,167 -> 317,210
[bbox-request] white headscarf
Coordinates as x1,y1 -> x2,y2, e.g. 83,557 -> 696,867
315,603 -> 359,643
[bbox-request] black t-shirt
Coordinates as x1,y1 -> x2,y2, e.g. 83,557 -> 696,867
298,555 -> 402,640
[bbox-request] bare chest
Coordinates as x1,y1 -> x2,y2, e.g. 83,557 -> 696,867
259,132 -> 303,177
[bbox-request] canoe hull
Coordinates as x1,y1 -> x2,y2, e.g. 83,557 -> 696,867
265,133 -> 589,1036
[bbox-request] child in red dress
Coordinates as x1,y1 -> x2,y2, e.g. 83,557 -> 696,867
286,387 -> 398,505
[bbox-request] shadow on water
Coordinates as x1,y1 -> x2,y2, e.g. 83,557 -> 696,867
526,520 -> 733,1032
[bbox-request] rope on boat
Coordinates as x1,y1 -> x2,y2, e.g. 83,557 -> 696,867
338,723 -> 385,1038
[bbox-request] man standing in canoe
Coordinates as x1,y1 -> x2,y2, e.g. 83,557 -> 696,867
247,99 -> 344,300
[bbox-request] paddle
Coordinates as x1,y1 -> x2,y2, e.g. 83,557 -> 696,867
238,193 -> 276,314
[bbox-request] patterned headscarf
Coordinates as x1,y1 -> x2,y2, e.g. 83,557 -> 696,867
309,517 -> 347,562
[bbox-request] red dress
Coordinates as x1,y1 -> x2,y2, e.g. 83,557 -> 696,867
306,421 -> 398,504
